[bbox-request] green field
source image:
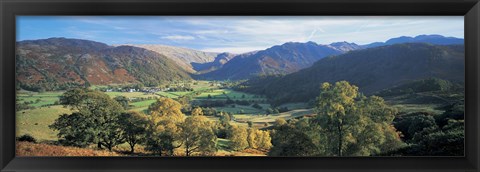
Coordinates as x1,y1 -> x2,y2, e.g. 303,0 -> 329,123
16,105 -> 72,141
195,89 -> 265,100
156,91 -> 191,99
191,81 -> 218,91
214,104 -> 271,114
17,91 -> 63,107
129,99 -> 157,113
234,109 -> 314,123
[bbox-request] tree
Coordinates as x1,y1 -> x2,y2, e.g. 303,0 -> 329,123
274,118 -> 287,127
148,97 -> 185,123
114,96 -> 130,109
247,121 -> 254,128
51,88 -> 125,151
315,81 -> 403,156
391,119 -> 464,156
191,107 -> 204,116
256,130 -> 272,150
247,128 -> 257,148
393,113 -> 438,141
50,112 -> 96,147
119,111 -> 148,154
269,122 -> 319,156
252,103 -> 262,109
228,125 -> 248,151
180,114 -> 217,156
247,128 -> 272,150
145,98 -> 185,156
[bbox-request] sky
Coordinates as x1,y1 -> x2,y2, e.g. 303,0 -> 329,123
17,16 -> 463,54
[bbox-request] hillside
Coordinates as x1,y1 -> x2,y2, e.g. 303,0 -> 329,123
122,44 -> 222,73
239,43 -> 465,105
199,41 -> 349,80
16,38 -> 191,91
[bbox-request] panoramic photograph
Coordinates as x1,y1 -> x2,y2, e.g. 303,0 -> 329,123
15,16 -> 464,156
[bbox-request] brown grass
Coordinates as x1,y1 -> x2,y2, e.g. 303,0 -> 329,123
16,141 -> 268,157
16,142 -> 120,156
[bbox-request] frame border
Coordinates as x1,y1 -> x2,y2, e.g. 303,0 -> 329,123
1,0 -> 479,171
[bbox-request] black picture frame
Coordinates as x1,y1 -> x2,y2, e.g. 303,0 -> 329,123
1,0 -> 479,171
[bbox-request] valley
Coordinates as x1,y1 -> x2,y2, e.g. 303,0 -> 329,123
15,34 -> 465,157
16,80 -> 310,156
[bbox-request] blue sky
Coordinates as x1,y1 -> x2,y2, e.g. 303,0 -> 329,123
17,16 -> 463,54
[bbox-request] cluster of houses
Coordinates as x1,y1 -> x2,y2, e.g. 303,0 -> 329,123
104,87 -> 170,93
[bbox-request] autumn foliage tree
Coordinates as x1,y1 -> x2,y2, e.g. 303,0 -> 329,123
269,81 -> 404,156
247,127 -> 272,150
145,97 -> 185,156
179,107 -> 217,156
228,125 -> 249,151
314,81 -> 403,156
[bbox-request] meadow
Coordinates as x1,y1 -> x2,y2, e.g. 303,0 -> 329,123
16,81 -> 297,156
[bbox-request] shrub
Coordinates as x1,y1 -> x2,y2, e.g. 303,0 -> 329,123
17,134 -> 37,143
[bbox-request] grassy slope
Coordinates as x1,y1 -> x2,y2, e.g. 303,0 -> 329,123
16,105 -> 72,141
17,91 -> 63,107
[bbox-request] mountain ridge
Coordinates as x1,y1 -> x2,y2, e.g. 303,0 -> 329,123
238,43 -> 465,105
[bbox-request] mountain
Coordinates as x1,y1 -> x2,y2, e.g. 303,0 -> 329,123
191,52 -> 237,74
121,44 -> 222,73
239,43 -> 465,105
198,41 -> 350,80
16,38 -> 191,91
329,41 -> 363,52
363,35 -> 464,48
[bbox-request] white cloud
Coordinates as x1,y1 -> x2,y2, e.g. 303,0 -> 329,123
161,35 -> 195,41
19,16 -> 463,51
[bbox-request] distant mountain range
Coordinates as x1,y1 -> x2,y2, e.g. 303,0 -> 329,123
197,34 -> 463,80
16,34 -> 464,91
239,43 -> 465,105
16,38 -> 191,91
197,41 -> 352,80
363,34 -> 464,48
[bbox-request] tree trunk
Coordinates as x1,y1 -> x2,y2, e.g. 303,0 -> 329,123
130,144 -> 135,154
97,142 -> 102,149
107,143 -> 113,152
